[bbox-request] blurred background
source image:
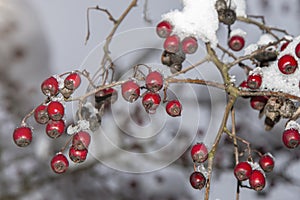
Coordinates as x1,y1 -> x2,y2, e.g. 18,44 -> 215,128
1,0 -> 300,199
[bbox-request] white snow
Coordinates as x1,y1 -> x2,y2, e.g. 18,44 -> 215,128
260,35 -> 300,96
244,33 -> 277,55
285,120 -> 300,131
162,0 -> 219,47
231,0 -> 247,17
230,28 -> 247,38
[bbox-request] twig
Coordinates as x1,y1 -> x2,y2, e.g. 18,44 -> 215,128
166,78 -> 225,90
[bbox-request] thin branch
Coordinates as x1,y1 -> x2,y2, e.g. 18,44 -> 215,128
166,78 -> 225,90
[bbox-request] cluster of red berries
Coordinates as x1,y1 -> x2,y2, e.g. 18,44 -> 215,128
234,153 -> 274,191
12,72 -> 91,174
121,70 -> 182,116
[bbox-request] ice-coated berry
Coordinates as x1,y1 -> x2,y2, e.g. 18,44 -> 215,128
69,146 -> 88,163
121,80 -> 140,103
64,73 -> 81,90
51,153 -> 69,174
164,35 -> 180,53
259,154 -> 275,173
234,161 -> 252,181
250,96 -> 268,110
278,54 -> 298,75
34,104 -> 49,124
13,126 -> 33,147
249,170 -> 266,191
47,101 -> 65,121
191,143 -> 208,163
145,71 -> 163,92
247,74 -> 262,89
181,37 -> 198,54
228,35 -> 245,51
282,128 -> 300,149
46,120 -> 65,139
72,131 -> 91,150
142,92 -> 161,114
41,76 -> 59,96
166,100 -> 182,117
190,171 -> 206,190
156,20 -> 173,38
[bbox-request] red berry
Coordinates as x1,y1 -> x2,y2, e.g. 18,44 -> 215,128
121,80 -> 140,103
50,153 -> 69,174
282,129 -> 300,149
278,54 -> 298,75
228,35 -> 245,51
34,104 -> 49,124
247,74 -> 262,89
280,41 -> 289,51
259,154 -> 275,173
13,126 -> 33,147
191,143 -> 208,163
239,80 -> 249,90
181,37 -> 198,54
64,73 -> 81,90
295,42 -> 300,58
166,100 -> 182,117
234,161 -> 252,181
249,170 -> 266,191
145,71 -> 163,92
69,146 -> 88,163
250,96 -> 268,110
46,120 -> 65,139
190,171 -> 206,190
156,21 -> 173,38
41,76 -> 59,96
164,35 -> 180,53
72,131 -> 91,150
95,87 -> 118,106
47,101 -> 65,121
142,92 -> 161,114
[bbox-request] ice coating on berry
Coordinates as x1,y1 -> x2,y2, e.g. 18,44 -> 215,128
278,54 -> 298,75
163,35 -> 180,53
191,143 -> 208,163
34,104 -> 49,124
259,154 -> 275,172
121,80 -> 140,103
249,170 -> 266,191
190,171 -> 206,190
69,146 -> 88,163
181,36 -> 198,54
72,131 -> 91,150
64,73 -> 81,90
247,74 -> 262,89
41,76 -> 59,96
142,92 -> 161,114
145,71 -> 163,92
46,120 -> 65,139
51,153 -> 69,174
282,128 -> 300,149
166,100 -> 182,117
13,127 -> 33,147
156,20 -> 173,38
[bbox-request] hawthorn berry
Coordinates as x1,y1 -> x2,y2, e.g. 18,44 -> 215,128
34,104 -> 49,124
249,170 -> 266,191
163,35 -> 180,53
47,101 -> 65,121
259,154 -> 275,173
278,54 -> 298,75
64,73 -> 81,90
282,128 -> 300,149
13,126 -> 33,147
46,120 -> 65,139
72,131 -> 91,150
191,143 -> 208,163
145,71 -> 163,92
250,96 -> 268,111
239,80 -> 248,90
190,171 -> 206,190
95,87 -> 118,108
69,146 -> 88,163
228,35 -> 245,51
142,92 -> 161,114
121,80 -> 140,103
156,20 -> 173,38
247,74 -> 262,89
280,41 -> 290,51
50,153 -> 69,174
295,42 -> 300,58
41,76 -> 59,96
234,161 -> 252,181
166,100 -> 182,117
181,36 -> 198,54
